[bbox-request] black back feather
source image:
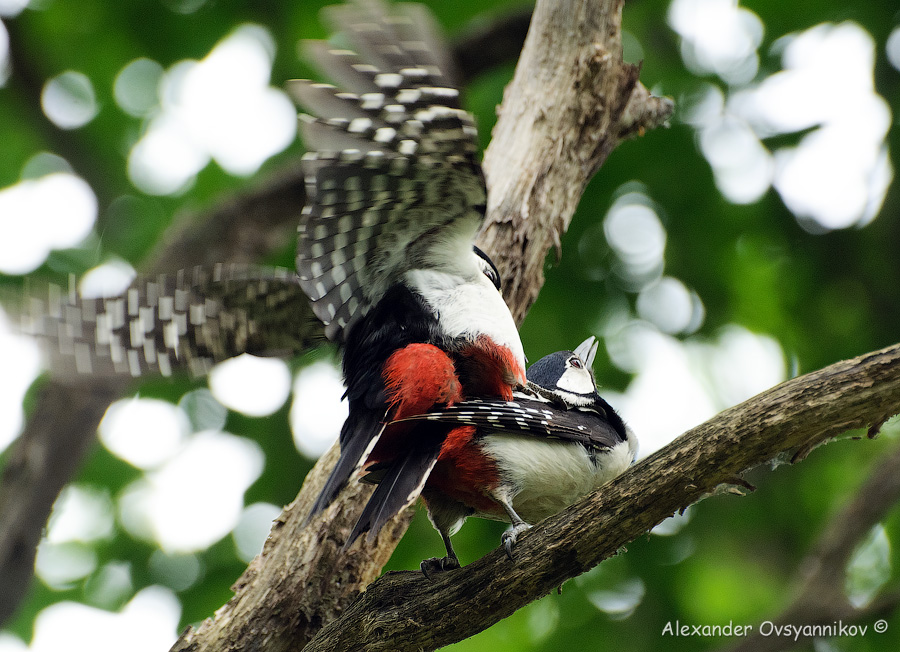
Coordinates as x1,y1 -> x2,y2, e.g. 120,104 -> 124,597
305,283 -> 443,520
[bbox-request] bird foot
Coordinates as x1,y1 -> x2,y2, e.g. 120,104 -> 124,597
502,522 -> 532,560
420,555 -> 460,579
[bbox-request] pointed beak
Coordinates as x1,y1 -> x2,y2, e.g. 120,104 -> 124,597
574,336 -> 599,371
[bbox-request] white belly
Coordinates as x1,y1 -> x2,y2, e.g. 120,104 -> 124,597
479,434 -> 635,523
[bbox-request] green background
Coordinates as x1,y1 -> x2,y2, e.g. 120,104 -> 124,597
1,0 -> 900,650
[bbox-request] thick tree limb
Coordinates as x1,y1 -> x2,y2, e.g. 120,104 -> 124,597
169,0 -> 670,649
170,442 -> 415,652
479,0 -> 672,322
302,343 -> 900,651
722,439 -> 900,652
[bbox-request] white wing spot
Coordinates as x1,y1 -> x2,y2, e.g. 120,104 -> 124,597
127,289 -> 139,316
360,93 -> 385,110
331,266 -> 347,284
396,89 -> 422,105
375,73 -> 403,88
348,117 -> 373,133
374,127 -> 397,143
330,249 -> 347,267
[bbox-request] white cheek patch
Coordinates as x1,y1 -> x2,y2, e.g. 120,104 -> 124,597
556,367 -> 596,395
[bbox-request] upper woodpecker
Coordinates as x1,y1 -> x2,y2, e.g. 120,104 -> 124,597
391,337 -> 638,575
13,0 -> 527,549
293,0 -> 526,542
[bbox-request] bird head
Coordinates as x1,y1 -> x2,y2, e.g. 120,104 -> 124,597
525,336 -> 602,408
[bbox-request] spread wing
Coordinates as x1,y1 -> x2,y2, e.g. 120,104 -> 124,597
15,265 -> 312,379
291,0 -> 487,341
389,396 -> 628,451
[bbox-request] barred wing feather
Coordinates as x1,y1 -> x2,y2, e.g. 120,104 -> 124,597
17,265 -> 311,379
293,0 -> 486,342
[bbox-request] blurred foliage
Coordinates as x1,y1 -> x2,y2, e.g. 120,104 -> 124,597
1,0 -> 900,650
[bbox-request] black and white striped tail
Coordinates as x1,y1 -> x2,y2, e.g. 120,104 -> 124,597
389,396 -> 628,451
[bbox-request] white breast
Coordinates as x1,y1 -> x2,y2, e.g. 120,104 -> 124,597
479,434 -> 636,523
404,267 -> 525,368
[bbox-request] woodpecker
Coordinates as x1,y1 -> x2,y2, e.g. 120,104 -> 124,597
389,337 -> 638,576
12,0 -> 526,550
292,0 -> 526,544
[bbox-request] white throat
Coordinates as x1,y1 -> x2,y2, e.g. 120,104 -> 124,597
556,367 -> 596,396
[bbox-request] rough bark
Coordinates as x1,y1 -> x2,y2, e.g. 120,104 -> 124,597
479,0 -> 672,322
170,443 -> 415,652
169,0 -> 670,649
302,343 -> 900,651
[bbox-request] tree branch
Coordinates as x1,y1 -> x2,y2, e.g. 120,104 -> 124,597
168,0 -> 670,649
722,438 -> 900,652
302,343 -> 900,651
170,441 -> 416,652
479,0 -> 671,323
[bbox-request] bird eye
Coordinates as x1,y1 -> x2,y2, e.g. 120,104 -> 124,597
484,268 -> 500,289
473,246 -> 502,290
569,357 -> 583,369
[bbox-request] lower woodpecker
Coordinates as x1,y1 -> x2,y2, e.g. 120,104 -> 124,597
379,336 -> 638,575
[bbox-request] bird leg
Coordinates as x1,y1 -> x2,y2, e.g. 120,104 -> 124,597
498,497 -> 531,560
420,527 -> 461,579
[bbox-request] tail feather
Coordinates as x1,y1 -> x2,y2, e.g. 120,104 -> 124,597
305,416 -> 385,521
343,436 -> 443,548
